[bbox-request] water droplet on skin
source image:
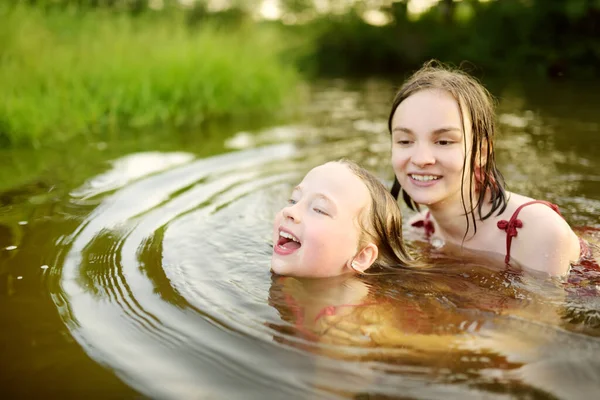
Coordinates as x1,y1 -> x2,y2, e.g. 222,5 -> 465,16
431,237 -> 444,249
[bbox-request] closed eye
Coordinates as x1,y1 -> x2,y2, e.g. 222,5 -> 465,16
313,208 -> 329,216
396,140 -> 412,145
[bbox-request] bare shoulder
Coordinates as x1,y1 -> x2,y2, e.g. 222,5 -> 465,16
509,202 -> 580,276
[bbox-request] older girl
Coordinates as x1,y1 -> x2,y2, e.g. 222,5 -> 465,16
388,61 -> 588,276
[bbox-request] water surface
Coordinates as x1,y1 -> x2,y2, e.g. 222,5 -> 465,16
1,79 -> 600,399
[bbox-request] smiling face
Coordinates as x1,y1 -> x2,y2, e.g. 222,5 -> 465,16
390,89 -> 473,208
271,162 -> 371,278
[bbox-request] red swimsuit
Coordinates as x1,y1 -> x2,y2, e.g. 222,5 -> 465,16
412,201 -> 594,266
496,200 -> 562,264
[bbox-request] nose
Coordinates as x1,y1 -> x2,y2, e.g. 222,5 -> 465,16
411,142 -> 435,168
282,202 -> 301,223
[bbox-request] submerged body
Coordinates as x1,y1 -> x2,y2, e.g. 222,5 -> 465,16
268,271 -> 600,398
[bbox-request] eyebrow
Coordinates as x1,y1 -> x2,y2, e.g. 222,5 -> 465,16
392,127 -> 462,135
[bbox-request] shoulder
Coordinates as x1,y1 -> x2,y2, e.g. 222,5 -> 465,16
507,201 -> 580,276
514,201 -> 563,222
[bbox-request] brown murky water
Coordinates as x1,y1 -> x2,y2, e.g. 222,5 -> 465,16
1,79 -> 599,399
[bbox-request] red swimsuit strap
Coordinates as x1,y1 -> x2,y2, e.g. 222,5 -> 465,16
411,211 -> 435,238
497,200 -> 562,264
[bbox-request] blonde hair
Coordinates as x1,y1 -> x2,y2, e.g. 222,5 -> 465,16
336,159 -> 416,272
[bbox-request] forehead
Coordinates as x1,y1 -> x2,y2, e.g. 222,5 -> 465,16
300,163 -> 370,211
392,89 -> 471,133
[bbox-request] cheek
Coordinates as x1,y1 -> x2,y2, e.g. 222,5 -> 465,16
447,152 -> 468,174
391,151 -> 409,178
328,224 -> 360,255
391,149 -> 404,168
304,224 -> 354,260
273,212 -> 282,227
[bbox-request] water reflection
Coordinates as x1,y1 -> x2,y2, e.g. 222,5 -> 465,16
1,79 -> 599,398
267,269 -> 600,399
494,81 -> 600,222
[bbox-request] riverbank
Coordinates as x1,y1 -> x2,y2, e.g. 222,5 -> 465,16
0,4 -> 300,148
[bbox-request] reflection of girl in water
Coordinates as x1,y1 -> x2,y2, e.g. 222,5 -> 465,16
388,61 -> 597,276
271,159 -> 416,278
267,272 -> 600,398
269,273 -> 478,351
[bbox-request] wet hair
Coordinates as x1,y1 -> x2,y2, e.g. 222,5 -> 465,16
388,60 -> 507,237
336,159 -> 416,272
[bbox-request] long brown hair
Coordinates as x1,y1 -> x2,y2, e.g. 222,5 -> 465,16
337,159 -> 417,272
388,60 -> 507,237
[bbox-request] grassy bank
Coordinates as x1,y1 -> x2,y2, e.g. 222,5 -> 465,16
0,5 -> 300,147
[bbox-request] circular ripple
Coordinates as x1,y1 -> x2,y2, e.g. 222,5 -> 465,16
49,82 -> 600,399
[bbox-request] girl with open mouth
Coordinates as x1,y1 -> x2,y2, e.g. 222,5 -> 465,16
271,159 -> 416,278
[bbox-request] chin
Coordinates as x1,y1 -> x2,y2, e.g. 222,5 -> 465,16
403,194 -> 428,205
403,190 -> 443,206
270,259 -> 296,277
270,264 -> 284,276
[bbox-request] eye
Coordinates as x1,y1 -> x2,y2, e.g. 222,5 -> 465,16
313,208 -> 329,216
287,198 -> 297,205
436,140 -> 454,146
396,140 -> 412,146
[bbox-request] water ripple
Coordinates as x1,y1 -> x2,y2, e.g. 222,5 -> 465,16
46,83 -> 600,399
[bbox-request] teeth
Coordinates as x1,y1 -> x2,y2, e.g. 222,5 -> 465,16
280,231 -> 300,242
411,174 -> 440,182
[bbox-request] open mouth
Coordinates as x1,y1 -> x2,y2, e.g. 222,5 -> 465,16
275,230 -> 301,253
410,174 -> 441,182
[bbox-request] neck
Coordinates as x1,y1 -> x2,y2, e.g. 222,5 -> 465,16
426,191 -> 491,243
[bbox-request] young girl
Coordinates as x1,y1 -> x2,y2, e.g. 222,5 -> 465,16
271,159 -> 415,278
388,61 -> 589,276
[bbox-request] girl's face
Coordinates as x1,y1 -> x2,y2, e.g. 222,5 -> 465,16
390,89 -> 473,208
271,162 -> 370,278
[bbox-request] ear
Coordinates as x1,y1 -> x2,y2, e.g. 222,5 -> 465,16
476,137 -> 489,168
350,243 -> 379,273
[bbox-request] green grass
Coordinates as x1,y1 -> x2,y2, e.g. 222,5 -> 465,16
0,5 -> 300,147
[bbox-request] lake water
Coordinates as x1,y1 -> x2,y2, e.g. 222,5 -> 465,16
1,78 -> 599,399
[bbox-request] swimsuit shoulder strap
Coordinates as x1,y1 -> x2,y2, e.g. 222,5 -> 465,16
410,210 -> 435,239
497,200 -> 562,264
